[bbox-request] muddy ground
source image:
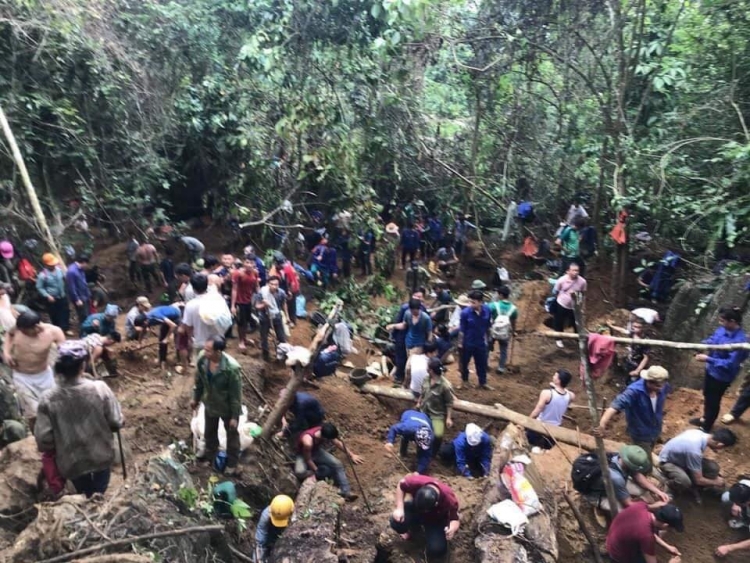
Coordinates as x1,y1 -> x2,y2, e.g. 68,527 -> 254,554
25,232 -> 750,562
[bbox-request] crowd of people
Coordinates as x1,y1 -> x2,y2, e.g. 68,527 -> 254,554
0,198 -> 749,563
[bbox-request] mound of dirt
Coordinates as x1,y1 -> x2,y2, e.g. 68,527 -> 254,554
0,451 -> 227,563
0,437 -> 41,532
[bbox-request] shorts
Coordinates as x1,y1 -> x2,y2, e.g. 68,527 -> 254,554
13,366 -> 55,419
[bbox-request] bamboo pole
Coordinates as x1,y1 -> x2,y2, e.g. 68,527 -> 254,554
260,301 -> 342,439
563,490 -> 604,563
359,383 -> 628,453
536,331 -> 750,351
0,104 -> 63,264
572,294 -> 619,517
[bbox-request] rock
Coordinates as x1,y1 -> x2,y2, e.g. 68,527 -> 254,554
0,436 -> 40,531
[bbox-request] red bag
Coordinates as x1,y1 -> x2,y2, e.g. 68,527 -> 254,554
17,258 -> 37,282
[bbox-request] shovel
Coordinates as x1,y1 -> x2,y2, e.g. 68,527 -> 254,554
116,429 -> 127,480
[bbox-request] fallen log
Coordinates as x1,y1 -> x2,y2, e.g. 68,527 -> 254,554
260,301 -> 342,440
536,331 -> 750,351
359,383 -> 625,453
475,423 -> 558,563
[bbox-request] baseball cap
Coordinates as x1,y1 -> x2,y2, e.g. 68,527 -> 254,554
42,253 -> 59,267
466,423 -> 482,446
641,366 -> 669,382
655,504 -> 684,532
136,296 -> 152,309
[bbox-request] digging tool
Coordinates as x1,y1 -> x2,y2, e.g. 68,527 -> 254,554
116,429 -> 127,480
389,448 -> 412,474
338,435 -> 373,513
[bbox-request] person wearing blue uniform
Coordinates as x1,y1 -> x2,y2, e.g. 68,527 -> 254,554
458,290 -> 492,390
134,304 -> 183,369
426,215 -> 443,257
440,423 -> 493,478
65,254 -> 92,334
691,307 -> 749,432
311,239 -> 338,287
357,229 -> 375,276
384,409 -> 434,474
400,223 -> 421,270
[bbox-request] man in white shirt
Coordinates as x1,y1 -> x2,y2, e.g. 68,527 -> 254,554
182,274 -> 228,366
405,342 -> 437,399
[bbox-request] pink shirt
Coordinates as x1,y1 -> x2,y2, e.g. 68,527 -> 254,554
554,274 -> 587,310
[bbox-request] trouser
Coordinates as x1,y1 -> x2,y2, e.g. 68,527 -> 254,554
41,451 -> 66,494
140,263 -> 158,292
341,256 -> 351,278
460,346 -> 488,385
661,458 -> 720,492
438,442 -> 489,476
553,305 -> 576,333
75,300 -> 90,334
703,374 -> 731,431
729,378 -> 750,419
71,469 -> 111,498
455,239 -> 465,257
561,255 -> 586,277
585,481 -> 645,512
401,248 -> 417,268
158,324 -> 171,363
128,259 -> 139,283
47,297 -> 70,331
389,501 -> 448,558
204,412 -> 241,468
359,251 -> 372,276
394,341 -> 407,383
236,303 -> 255,341
286,292 -> 298,324
294,449 -> 351,495
259,316 -> 286,354
631,437 -> 657,455
497,338 -> 509,370
526,430 -> 555,450
429,416 -> 446,455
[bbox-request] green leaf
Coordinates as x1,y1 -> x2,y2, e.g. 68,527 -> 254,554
230,499 -> 253,519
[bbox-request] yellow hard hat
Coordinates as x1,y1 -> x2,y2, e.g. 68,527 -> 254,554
270,495 -> 294,527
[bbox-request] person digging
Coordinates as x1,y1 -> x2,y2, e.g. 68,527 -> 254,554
255,494 -> 294,563
605,501 -> 684,563
716,479 -> 750,558
389,474 -> 460,559
384,409 -> 435,474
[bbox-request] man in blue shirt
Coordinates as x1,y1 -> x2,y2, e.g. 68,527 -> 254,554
691,307 -> 749,432
458,290 -> 492,390
134,304 -> 183,370
280,391 -> 325,435
596,366 -> 670,454
65,254 -> 91,334
400,222 -> 421,270
442,423 -> 493,478
425,215 -> 443,257
384,409 -> 434,474
255,495 -> 293,563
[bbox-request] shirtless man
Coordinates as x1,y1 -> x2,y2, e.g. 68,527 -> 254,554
2,310 -> 65,428
135,239 -> 159,293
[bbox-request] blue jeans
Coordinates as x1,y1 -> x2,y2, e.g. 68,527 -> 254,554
497,339 -> 509,370
460,346 -> 488,385
72,469 -> 111,498
294,449 -> 351,495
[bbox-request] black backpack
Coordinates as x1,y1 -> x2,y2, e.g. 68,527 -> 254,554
571,453 -> 616,494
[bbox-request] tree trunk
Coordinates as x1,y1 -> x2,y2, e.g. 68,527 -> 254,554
0,104 -> 63,264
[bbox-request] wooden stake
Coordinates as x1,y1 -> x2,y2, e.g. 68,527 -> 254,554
536,331 -> 750,351
562,490 -> 604,563
572,294 -> 619,517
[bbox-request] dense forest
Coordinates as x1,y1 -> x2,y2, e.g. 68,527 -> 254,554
1,0 -> 749,276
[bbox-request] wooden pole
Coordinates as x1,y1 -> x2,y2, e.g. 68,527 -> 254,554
536,331 -> 750,351
359,384 -> 629,454
259,301 -> 342,439
562,490 -> 604,563
572,294 -> 619,517
0,104 -> 63,264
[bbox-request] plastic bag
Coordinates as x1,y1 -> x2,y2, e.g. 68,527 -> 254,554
199,291 -> 233,332
191,404 -> 255,456
487,499 -> 528,536
501,461 -> 541,516
295,294 -> 307,318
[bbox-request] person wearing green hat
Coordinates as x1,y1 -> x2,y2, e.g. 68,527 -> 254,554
470,279 -> 487,291
588,445 -> 670,512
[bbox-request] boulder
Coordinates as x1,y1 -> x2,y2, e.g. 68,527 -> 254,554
0,436 -> 40,531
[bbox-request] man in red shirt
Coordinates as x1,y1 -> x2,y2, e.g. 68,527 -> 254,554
605,501 -> 683,563
390,474 -> 460,558
231,258 -> 259,351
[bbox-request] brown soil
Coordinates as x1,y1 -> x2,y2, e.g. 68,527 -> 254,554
18,232 -> 749,562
